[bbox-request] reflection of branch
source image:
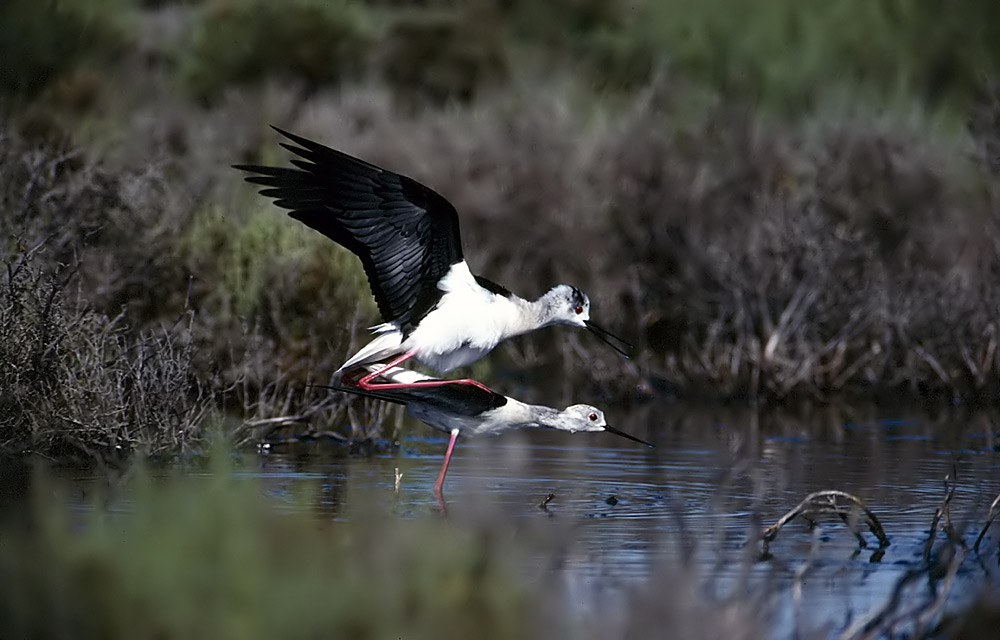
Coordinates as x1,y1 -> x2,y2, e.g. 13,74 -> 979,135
761,490 -> 889,555
973,492 -> 1000,552
839,549 -> 965,640
911,548 -> 965,637
792,527 -> 822,631
838,567 -> 924,640
841,470 -> 975,639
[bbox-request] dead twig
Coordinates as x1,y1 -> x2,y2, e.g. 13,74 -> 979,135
973,492 -> 1000,553
923,469 -> 961,563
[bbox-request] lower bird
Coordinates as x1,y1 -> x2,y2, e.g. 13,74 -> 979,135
235,127 -> 632,392
333,366 -> 652,496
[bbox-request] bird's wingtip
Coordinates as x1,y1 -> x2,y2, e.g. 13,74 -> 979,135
270,125 -> 314,150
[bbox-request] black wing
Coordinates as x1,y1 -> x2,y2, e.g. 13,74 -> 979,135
234,127 -> 465,331
330,383 -> 507,416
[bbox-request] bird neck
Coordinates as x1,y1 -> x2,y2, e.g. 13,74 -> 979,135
528,404 -> 565,430
514,295 -> 562,333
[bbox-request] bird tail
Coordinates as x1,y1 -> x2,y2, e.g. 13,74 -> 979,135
324,366 -> 438,405
335,330 -> 405,374
319,383 -> 407,406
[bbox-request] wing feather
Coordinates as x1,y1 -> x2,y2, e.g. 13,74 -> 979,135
234,126 -> 465,330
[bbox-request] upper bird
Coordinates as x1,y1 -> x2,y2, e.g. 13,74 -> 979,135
235,127 -> 631,391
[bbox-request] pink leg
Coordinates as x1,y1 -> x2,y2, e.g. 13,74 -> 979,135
355,351 -> 417,389
433,429 -> 460,495
352,351 -> 494,394
365,378 -> 494,394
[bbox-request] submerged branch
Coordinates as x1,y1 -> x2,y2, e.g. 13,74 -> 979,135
923,470 -> 961,562
761,490 -> 889,555
973,492 -> 1000,553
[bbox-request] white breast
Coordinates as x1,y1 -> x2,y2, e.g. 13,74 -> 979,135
404,262 -> 529,373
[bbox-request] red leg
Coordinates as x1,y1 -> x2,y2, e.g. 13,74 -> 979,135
350,351 -> 494,394
355,351 -> 416,389
364,378 -> 494,394
434,429 -> 460,495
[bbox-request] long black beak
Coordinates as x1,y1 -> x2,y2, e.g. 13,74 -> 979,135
584,320 -> 634,358
604,425 -> 654,448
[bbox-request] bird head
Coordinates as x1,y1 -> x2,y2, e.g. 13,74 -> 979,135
562,405 -> 653,447
541,285 -> 633,358
563,404 -> 608,432
541,284 -> 591,328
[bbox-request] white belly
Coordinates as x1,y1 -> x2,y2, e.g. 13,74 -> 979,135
402,268 -> 530,373
403,301 -> 504,372
413,343 -> 492,373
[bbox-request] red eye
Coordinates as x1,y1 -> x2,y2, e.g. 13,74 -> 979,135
575,306 -> 584,314
589,413 -> 598,421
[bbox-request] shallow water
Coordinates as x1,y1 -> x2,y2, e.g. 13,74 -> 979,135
61,402 -> 1000,636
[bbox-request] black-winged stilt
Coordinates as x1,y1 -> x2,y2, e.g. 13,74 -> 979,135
334,366 -> 652,496
235,128 -> 632,392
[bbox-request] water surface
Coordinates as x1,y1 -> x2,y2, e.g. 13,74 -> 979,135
62,402 -> 1000,636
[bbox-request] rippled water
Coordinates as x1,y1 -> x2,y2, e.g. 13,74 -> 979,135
59,402 -> 1000,636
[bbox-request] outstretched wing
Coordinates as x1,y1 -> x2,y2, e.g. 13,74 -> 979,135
235,127 -> 465,331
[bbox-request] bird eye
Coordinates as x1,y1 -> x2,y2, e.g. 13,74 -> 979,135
588,413 -> 598,421
575,306 -> 584,314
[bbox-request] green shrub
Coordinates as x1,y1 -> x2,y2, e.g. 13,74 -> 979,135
502,0 -> 626,44
644,0 -> 1000,115
380,8 -> 508,106
500,0 -> 654,91
181,0 -> 373,102
0,0 -> 131,100
182,203 -> 375,347
176,202 -> 379,409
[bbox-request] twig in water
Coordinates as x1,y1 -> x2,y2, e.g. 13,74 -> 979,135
973,492 -> 1000,553
761,490 -> 889,555
923,469 -> 960,563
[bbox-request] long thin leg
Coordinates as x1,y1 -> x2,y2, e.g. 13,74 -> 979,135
433,429 -> 460,496
353,352 -> 494,394
355,351 -> 416,389
365,378 -> 494,393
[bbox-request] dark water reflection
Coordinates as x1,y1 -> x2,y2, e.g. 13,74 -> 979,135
67,402 -> 1000,635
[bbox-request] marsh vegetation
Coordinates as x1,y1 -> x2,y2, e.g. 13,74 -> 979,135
3,0 -> 1000,455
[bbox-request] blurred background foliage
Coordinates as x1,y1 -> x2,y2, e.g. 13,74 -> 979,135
0,452 -> 532,640
646,0 -> 1000,115
4,0 -> 999,114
